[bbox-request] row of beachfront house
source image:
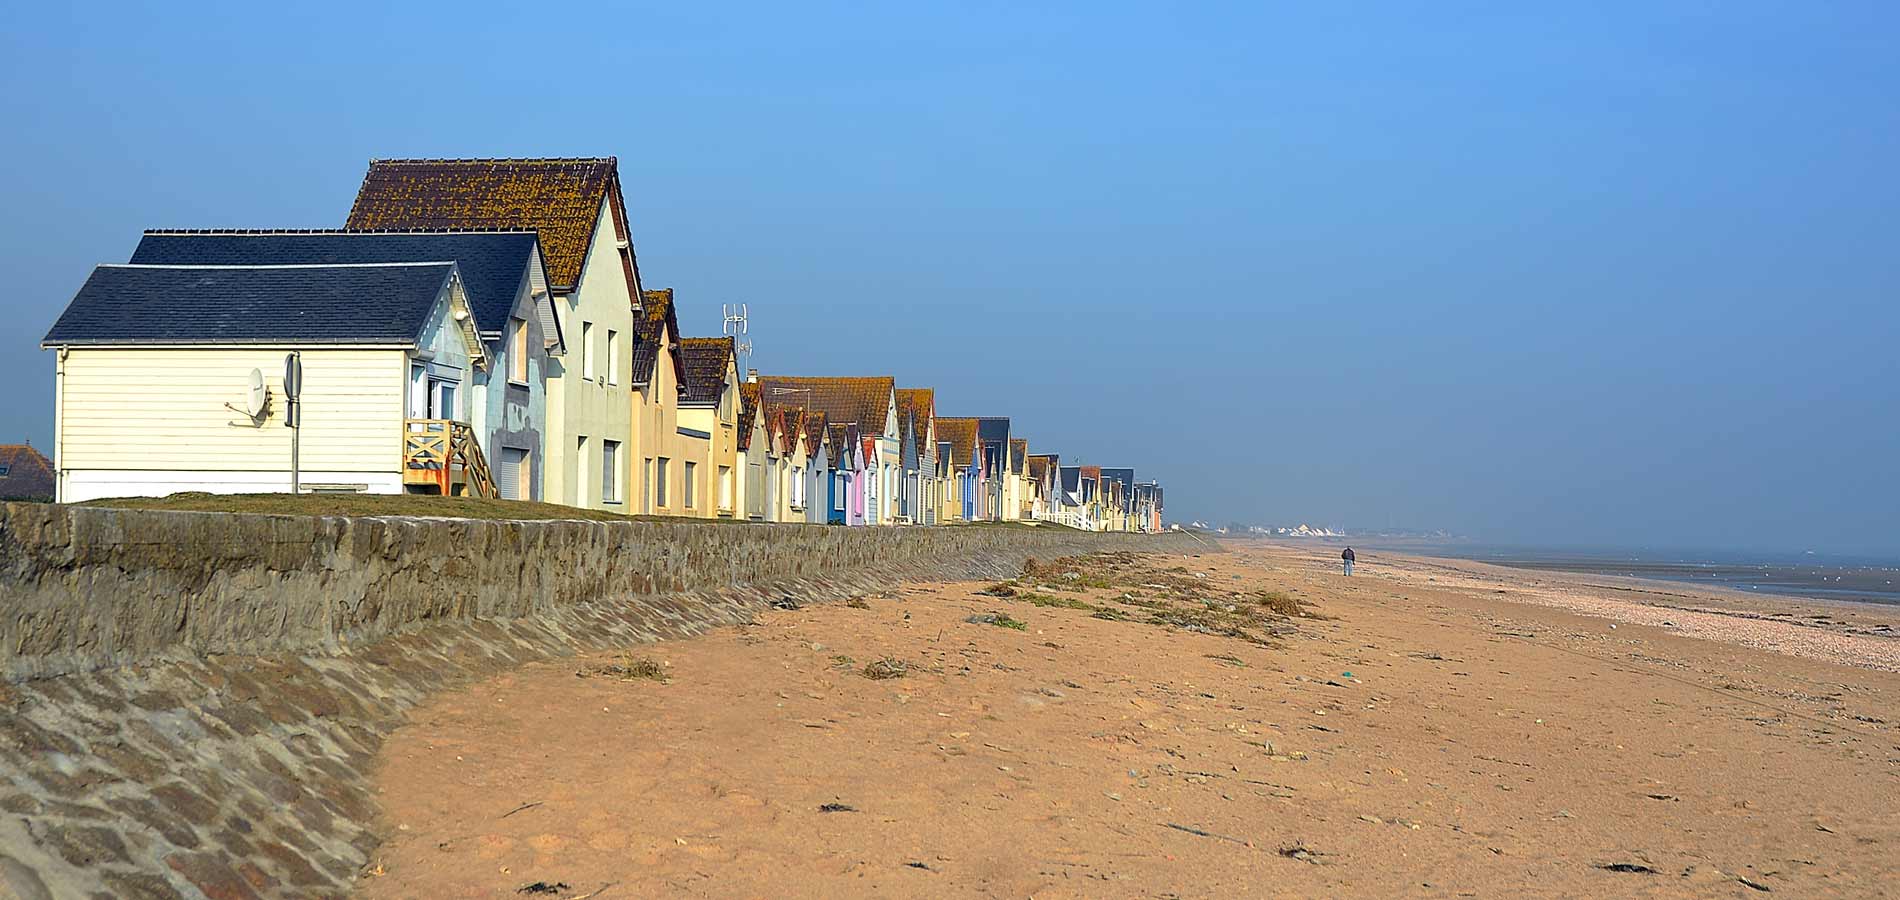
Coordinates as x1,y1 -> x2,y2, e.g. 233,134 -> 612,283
38,157 -> 1165,532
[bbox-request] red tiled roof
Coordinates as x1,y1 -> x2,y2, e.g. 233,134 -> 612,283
756,376 -> 893,431
343,158 -> 639,294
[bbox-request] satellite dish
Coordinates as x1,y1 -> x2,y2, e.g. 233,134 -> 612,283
245,368 -> 268,418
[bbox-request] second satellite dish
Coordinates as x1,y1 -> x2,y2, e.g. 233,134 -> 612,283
245,368 -> 268,418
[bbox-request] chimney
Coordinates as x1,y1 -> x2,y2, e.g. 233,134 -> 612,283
746,368 -> 759,384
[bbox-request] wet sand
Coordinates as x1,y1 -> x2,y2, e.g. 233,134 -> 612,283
360,542 -> 1899,898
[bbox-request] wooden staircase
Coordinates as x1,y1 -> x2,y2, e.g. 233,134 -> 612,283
403,419 -> 498,498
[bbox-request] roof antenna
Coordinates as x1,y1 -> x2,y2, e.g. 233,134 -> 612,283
722,303 -> 753,374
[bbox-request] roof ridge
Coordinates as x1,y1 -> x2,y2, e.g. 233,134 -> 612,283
142,227 -> 538,236
365,157 -> 616,165
102,261 -> 457,270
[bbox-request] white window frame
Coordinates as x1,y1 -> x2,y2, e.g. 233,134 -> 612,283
606,329 -> 620,385
580,321 -> 595,380
508,317 -> 530,385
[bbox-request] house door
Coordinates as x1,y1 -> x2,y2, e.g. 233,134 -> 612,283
495,448 -> 530,500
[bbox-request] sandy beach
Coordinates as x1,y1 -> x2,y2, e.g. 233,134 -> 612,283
360,541 -> 1900,898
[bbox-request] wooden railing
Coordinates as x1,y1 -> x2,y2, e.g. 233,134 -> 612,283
403,419 -> 497,498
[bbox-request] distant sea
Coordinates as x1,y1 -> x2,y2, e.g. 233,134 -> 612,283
1407,544 -> 1900,607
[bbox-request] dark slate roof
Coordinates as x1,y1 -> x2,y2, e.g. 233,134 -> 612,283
345,158 -> 635,292
935,417 -> 979,466
757,376 -> 893,430
0,444 -> 55,501
1100,467 -> 1136,495
43,263 -> 455,346
976,417 -> 1011,445
1059,466 -> 1081,493
130,230 -> 540,339
677,337 -> 734,406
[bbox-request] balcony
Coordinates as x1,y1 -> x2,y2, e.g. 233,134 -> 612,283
402,419 -> 497,498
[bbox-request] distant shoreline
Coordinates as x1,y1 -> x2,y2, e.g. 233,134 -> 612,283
1224,535 -> 1900,608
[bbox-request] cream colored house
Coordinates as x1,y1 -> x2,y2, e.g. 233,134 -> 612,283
43,262 -> 487,502
347,158 -> 644,512
677,336 -> 739,519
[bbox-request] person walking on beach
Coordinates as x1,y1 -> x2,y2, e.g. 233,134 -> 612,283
1342,547 -> 1355,576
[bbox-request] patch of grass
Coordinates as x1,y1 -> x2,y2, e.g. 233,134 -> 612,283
966,611 -> 1028,630
861,657 -> 910,680
584,654 -> 668,682
830,654 -> 857,669
1018,593 -> 1100,611
1205,653 -> 1249,667
977,582 -> 1019,598
845,597 -> 872,609
1257,591 -> 1321,618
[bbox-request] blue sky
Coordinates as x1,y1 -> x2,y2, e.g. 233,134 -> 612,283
4,3 -> 1896,555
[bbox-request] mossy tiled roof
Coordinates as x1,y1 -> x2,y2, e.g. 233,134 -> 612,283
935,417 -> 979,466
896,387 -> 935,459
677,336 -> 734,406
737,381 -> 761,451
632,288 -> 684,389
344,158 -> 631,293
1009,438 -> 1029,475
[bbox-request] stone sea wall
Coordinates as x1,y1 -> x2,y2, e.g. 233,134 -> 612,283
0,503 -> 1208,899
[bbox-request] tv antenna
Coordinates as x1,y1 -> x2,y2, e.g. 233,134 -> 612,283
722,303 -> 753,373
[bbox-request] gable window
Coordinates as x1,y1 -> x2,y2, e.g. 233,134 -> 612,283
601,439 -> 620,504
683,461 -> 697,509
580,321 -> 595,380
606,329 -> 620,385
508,317 -> 530,384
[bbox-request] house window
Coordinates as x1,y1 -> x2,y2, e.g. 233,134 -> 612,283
509,317 -> 530,384
656,457 -> 670,508
718,466 -> 733,510
0,465 -> 9,477
606,329 -> 620,385
601,439 -> 620,504
683,461 -> 697,509
576,436 -> 589,504
580,321 -> 595,380
431,380 -> 458,421
834,473 -> 846,511
643,458 -> 655,512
